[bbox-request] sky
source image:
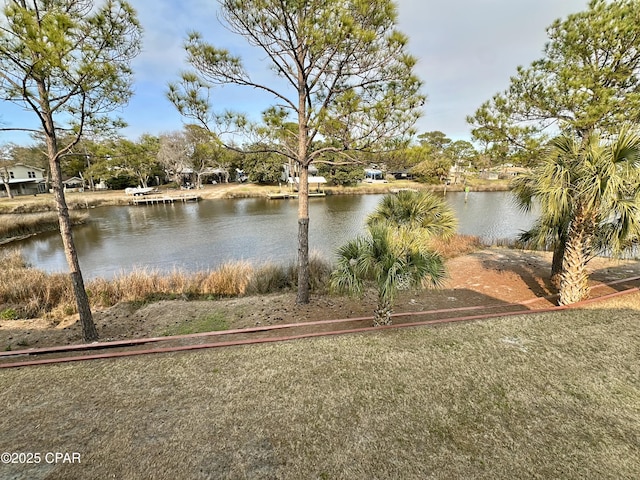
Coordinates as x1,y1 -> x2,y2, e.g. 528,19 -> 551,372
1,0 -> 589,146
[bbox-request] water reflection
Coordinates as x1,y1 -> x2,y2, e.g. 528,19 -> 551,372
446,191 -> 536,241
10,192 -> 535,279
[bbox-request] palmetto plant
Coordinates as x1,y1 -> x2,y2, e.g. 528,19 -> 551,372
366,190 -> 457,247
331,224 -> 446,326
514,129 -> 640,304
331,191 -> 456,325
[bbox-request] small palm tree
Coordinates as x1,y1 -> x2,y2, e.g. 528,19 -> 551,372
331,224 -> 446,326
515,128 -> 640,304
367,190 -> 457,247
331,191 -> 456,325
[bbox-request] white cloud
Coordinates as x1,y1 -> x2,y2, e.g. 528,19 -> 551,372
1,0 -> 589,145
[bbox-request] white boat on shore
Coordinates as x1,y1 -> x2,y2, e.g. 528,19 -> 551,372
125,186 -> 156,196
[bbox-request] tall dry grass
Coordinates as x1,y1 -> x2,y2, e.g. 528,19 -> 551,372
88,262 -> 254,307
0,249 -> 74,318
0,211 -> 88,240
0,235 -> 483,320
0,250 -> 333,318
89,256 -> 330,307
247,263 -> 294,294
0,238 -> 490,319
200,262 -> 253,296
246,251 -> 332,295
428,234 -> 482,259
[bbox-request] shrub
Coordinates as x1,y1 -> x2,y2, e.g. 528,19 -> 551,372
0,308 -> 18,320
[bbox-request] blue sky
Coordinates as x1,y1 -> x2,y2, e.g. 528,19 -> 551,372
2,0 -> 588,146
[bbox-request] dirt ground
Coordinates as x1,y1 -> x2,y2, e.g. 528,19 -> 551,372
2,247 -> 640,351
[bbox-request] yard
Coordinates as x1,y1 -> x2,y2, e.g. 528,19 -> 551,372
1,291 -> 638,480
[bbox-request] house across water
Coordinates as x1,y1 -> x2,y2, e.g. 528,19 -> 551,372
364,168 -> 387,183
0,163 -> 48,197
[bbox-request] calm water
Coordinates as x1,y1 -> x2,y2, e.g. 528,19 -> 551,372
12,191 -> 535,279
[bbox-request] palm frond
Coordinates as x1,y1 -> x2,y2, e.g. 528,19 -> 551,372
330,238 -> 368,296
367,190 -> 457,240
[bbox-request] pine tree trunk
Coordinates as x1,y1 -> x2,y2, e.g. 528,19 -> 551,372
296,163 -> 310,304
46,135 -> 98,342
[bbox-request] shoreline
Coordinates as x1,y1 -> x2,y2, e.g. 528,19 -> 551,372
0,211 -> 88,245
0,178 -> 511,212
0,179 -> 511,243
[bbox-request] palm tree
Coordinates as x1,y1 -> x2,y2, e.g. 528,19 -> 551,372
512,172 -> 570,289
331,224 -> 446,326
515,128 -> 640,304
331,191 -> 457,325
366,190 -> 457,247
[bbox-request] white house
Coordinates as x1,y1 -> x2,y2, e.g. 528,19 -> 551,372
62,176 -> 85,192
0,163 -> 48,197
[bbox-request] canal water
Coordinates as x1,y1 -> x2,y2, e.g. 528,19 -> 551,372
12,191 -> 535,279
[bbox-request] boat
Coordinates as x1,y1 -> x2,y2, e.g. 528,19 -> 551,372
125,186 -> 156,196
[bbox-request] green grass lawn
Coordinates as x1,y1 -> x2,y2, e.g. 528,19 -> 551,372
1,293 -> 639,479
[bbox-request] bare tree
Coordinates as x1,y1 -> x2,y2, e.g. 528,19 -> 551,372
158,131 -> 190,185
0,144 -> 14,198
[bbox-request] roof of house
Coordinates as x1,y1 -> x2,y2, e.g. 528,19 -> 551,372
63,176 -> 84,185
10,163 -> 46,172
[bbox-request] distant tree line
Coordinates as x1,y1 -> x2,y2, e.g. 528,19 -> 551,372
5,128 -> 514,189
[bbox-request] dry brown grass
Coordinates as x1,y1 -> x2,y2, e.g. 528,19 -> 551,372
1,293 -> 638,479
0,248 -> 28,269
246,251 -> 332,295
0,250 -> 333,317
429,233 -> 483,259
0,249 -> 74,317
0,211 -> 88,240
199,262 -> 254,296
0,190 -> 129,214
246,263 -> 294,294
88,263 -> 254,306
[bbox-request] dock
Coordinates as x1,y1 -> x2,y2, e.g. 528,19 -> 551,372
130,193 -> 200,205
267,192 -> 298,199
267,191 -> 326,199
389,188 -> 419,194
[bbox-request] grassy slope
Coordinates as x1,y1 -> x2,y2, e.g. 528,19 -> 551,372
1,293 -> 638,480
